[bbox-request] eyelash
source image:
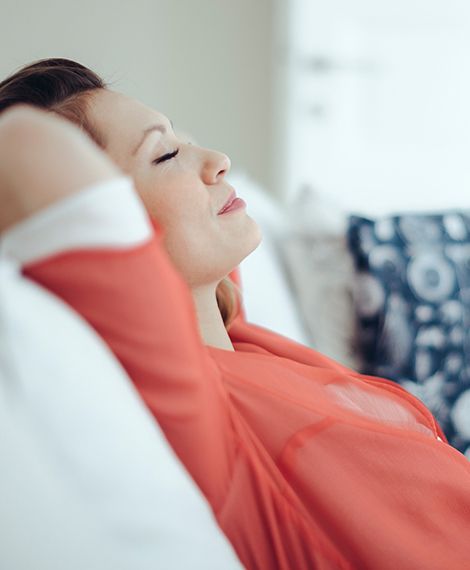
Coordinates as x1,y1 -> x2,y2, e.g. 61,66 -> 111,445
152,148 -> 179,165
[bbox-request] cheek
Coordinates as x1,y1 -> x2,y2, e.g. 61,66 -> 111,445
158,199 -> 208,236
138,188 -> 168,222
132,173 -> 216,275
135,184 -> 180,228
146,194 -> 212,259
136,174 -> 205,226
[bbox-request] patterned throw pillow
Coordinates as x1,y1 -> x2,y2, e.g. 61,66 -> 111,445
347,212 -> 470,456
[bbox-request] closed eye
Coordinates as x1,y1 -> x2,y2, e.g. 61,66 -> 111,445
152,148 -> 179,165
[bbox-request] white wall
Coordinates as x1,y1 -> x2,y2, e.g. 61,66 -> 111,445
283,0 -> 470,215
0,0 -> 275,192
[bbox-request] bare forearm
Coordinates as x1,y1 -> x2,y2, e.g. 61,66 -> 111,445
0,106 -> 118,233
0,108 -> 236,508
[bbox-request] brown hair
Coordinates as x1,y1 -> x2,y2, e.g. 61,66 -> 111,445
0,57 -> 241,329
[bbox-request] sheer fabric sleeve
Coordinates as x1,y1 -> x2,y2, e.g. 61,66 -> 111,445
1,176 -> 235,510
1,177 -> 350,570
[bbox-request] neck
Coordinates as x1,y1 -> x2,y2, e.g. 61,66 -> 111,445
191,283 -> 234,351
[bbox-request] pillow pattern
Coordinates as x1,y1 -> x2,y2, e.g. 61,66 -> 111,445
348,212 -> 470,456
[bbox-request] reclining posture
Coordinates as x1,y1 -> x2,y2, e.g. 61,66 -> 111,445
1,60 -> 469,570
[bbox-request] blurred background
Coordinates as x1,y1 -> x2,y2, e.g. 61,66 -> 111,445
2,0 -> 470,455
0,0 -> 277,198
3,0 -> 470,213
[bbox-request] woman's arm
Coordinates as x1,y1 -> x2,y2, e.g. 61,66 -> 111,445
0,107 -> 235,510
0,106 -> 119,232
0,108 -> 340,570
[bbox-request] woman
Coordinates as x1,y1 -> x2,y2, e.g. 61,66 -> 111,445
1,60 -> 469,570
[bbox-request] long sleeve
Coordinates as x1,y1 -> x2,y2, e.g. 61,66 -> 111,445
14,174 -> 465,570
3,177 -> 352,570
1,176 -> 236,511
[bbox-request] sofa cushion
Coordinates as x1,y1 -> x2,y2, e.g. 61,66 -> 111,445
347,211 -> 470,456
278,185 -> 359,367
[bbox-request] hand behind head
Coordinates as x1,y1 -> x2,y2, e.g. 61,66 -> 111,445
0,106 -> 120,232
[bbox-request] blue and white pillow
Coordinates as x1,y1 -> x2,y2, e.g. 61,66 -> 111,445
347,212 -> 470,456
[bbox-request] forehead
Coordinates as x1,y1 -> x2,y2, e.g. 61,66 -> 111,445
88,89 -> 167,165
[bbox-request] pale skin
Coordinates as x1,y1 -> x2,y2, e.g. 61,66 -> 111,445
0,98 -> 262,351
0,107 -> 120,228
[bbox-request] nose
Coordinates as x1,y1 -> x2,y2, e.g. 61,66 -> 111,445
201,148 -> 231,185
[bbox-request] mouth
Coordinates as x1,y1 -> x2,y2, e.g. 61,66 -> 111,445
217,190 -> 246,215
218,190 -> 236,214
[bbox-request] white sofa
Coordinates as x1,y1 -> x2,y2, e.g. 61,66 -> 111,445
0,178 -> 243,570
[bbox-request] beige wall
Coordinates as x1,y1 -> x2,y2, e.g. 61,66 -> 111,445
0,0 -> 276,191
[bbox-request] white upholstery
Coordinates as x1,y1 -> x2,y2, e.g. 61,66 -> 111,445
280,185 -> 359,368
0,178 -> 242,570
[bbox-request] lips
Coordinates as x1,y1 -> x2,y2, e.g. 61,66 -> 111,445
217,190 -> 237,215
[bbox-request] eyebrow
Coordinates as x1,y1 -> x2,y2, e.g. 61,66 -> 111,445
132,125 -> 166,156
132,119 -> 175,156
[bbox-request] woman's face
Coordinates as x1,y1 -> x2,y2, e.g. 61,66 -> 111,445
88,89 -> 261,287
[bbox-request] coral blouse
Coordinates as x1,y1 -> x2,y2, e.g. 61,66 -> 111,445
17,177 -> 470,570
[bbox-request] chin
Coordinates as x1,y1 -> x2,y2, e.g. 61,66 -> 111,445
178,220 -> 263,287
247,217 -> 263,252
231,222 -> 263,269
